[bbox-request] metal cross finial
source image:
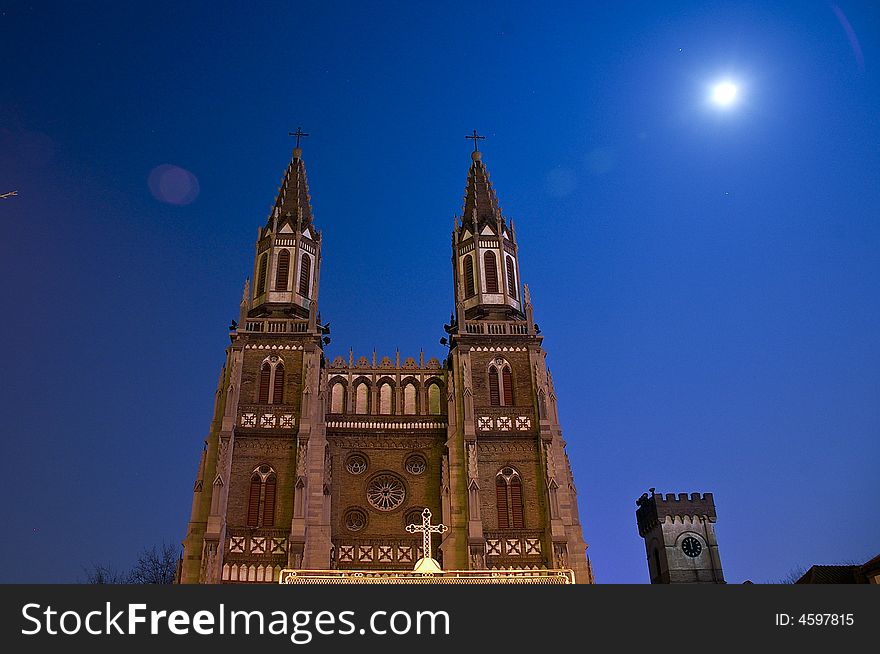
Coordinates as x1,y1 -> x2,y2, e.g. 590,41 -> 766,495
405,508 -> 448,562
465,129 -> 485,152
288,127 -> 310,149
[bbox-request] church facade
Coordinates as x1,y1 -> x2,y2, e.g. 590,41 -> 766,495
179,139 -> 594,584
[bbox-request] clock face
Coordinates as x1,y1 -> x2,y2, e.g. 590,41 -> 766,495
681,536 -> 702,558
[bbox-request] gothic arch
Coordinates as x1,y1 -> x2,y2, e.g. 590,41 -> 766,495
275,249 -> 291,291
247,464 -> 277,528
495,466 -> 524,529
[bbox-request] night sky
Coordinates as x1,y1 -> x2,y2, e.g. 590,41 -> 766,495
2,1 -> 878,584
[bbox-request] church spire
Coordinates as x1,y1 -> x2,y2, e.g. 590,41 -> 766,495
452,133 -> 524,322
270,131 -> 314,232
250,134 -> 321,320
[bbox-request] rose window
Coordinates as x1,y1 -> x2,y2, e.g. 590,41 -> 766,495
367,474 -> 406,511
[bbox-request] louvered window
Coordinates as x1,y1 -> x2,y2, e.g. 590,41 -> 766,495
262,475 -> 276,527
495,477 -> 510,529
247,475 -> 262,527
272,363 -> 284,405
506,255 -> 517,298
496,467 -> 524,529
510,477 -> 524,528
464,255 -> 475,298
275,249 -> 290,291
256,254 -> 268,296
488,365 -> 500,406
299,253 -> 311,297
484,251 -> 498,293
258,362 -> 271,404
502,366 -> 513,406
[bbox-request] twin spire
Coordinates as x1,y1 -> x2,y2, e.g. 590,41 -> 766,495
269,128 -> 506,237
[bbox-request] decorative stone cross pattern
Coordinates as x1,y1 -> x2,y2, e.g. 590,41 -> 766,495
405,508 -> 448,563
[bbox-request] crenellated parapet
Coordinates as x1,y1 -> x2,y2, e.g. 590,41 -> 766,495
636,491 -> 717,537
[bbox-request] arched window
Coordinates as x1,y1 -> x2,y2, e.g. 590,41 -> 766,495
355,383 -> 369,414
463,255 -> 475,298
502,366 -> 514,406
495,467 -> 524,529
256,253 -> 268,296
506,255 -> 517,298
257,356 -> 285,405
488,365 -> 500,406
299,253 -> 312,297
246,465 -> 276,528
427,382 -> 441,415
379,382 -> 393,415
272,362 -> 284,405
330,382 -> 345,413
483,251 -> 498,293
275,249 -> 290,291
488,361 -> 513,407
258,362 -> 271,404
403,383 -> 417,415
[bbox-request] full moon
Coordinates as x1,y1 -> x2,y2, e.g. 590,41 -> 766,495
711,81 -> 738,106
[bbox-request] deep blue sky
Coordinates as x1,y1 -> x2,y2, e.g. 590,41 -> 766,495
1,1 -> 878,583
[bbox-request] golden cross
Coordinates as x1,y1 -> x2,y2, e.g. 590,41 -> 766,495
405,508 -> 448,562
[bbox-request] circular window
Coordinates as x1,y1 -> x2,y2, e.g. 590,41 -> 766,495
344,508 -> 368,532
681,536 -> 703,558
404,508 -> 425,527
404,454 -> 427,475
345,453 -> 368,475
367,474 -> 407,511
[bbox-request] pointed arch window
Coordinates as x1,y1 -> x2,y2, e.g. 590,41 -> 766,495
330,382 -> 346,413
275,249 -> 290,291
463,255 -> 475,298
298,253 -> 312,297
256,253 -> 269,296
378,382 -> 393,415
483,251 -> 498,293
488,361 -> 513,407
246,465 -> 277,528
427,382 -> 441,415
495,467 -> 524,529
403,383 -> 417,415
506,255 -> 517,299
257,356 -> 285,405
355,383 -> 369,414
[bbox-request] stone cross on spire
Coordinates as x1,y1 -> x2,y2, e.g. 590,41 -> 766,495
406,508 -> 448,573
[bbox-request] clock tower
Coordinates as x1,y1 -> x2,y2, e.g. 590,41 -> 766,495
635,489 -> 725,584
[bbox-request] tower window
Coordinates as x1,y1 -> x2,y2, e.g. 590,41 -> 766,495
257,356 -> 285,405
272,362 -> 284,405
463,255 -> 475,298
299,253 -> 312,297
488,361 -> 513,406
275,249 -> 290,291
506,255 -> 517,299
256,253 -> 269,296
488,365 -> 501,406
246,465 -> 277,528
483,251 -> 498,293
495,467 -> 524,529
258,362 -> 271,404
